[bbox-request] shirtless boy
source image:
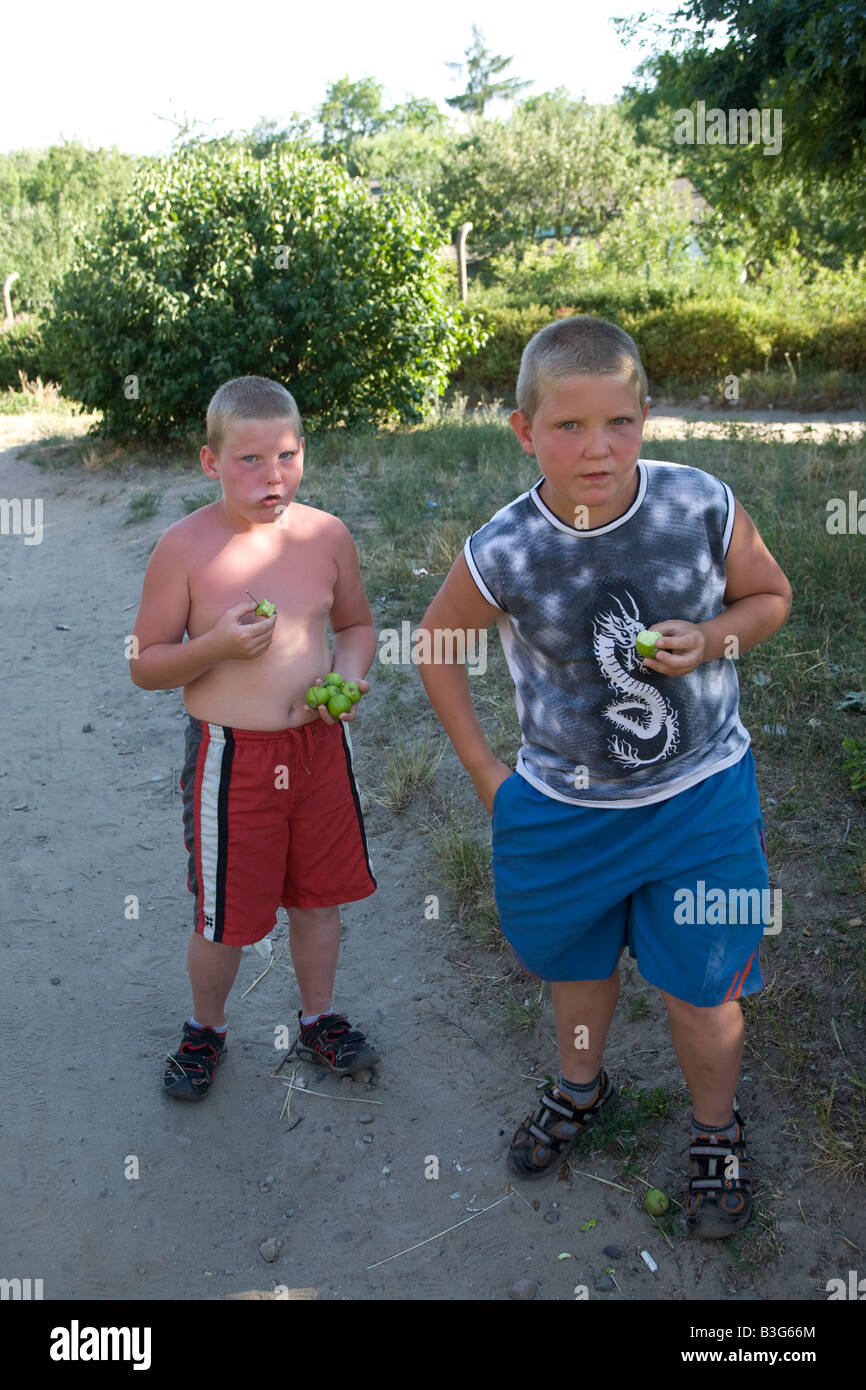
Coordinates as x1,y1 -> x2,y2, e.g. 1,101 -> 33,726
130,375 -> 379,1099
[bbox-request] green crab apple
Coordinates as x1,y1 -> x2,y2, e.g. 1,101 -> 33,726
341,681 -> 362,704
644,1188 -> 670,1217
324,672 -> 344,688
635,629 -> 663,659
245,588 -> 276,618
326,690 -> 353,718
305,685 -> 330,709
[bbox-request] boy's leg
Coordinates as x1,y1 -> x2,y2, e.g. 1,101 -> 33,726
660,991 -> 743,1126
288,905 -> 342,1017
187,931 -> 243,1028
553,970 -> 620,1083
289,902 -> 380,1075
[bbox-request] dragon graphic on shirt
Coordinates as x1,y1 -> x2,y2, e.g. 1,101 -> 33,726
592,591 -> 679,767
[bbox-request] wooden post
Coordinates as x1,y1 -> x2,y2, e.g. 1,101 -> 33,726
456,223 -> 473,304
3,271 -> 19,325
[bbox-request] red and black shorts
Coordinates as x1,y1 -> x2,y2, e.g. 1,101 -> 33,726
180,716 -> 376,946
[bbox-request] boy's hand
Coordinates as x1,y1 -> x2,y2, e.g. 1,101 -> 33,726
309,676 -> 371,724
638,619 -> 706,676
209,601 -> 277,661
471,757 -> 513,815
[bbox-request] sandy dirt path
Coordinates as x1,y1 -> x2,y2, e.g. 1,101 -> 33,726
2,414 -> 863,1303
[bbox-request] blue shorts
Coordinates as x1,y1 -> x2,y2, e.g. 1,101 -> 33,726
491,750 -> 770,1006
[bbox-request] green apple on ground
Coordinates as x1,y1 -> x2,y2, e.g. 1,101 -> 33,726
644,1188 -> 670,1216
635,629 -> 663,659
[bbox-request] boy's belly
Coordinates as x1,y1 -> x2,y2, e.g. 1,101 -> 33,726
183,633 -> 332,731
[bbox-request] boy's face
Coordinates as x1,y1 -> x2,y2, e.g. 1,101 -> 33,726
200,418 -> 304,527
511,374 -> 648,530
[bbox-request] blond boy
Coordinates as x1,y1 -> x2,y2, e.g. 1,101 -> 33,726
131,376 -> 378,1098
418,317 -> 791,1236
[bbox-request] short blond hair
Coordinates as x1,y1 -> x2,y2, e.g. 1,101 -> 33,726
206,376 -> 304,456
517,315 -> 647,420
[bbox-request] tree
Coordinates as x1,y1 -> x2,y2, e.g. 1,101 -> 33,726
618,1 -> 866,177
0,141 -> 138,315
445,25 -> 530,115
438,92 -> 674,256
317,77 -> 389,173
615,1 -> 866,264
45,146 -> 485,435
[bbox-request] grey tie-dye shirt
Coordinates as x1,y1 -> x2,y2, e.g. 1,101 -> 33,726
464,458 -> 750,807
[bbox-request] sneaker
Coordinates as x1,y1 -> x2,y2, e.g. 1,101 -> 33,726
293,1011 -> 380,1076
507,1073 -> 616,1180
163,1021 -> 227,1101
685,1110 -> 752,1238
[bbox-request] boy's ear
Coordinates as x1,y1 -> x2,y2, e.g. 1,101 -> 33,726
200,445 -> 219,480
510,409 -> 535,455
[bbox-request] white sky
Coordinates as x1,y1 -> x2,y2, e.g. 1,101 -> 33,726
4,0 -> 685,155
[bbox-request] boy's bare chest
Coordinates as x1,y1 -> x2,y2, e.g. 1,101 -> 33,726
187,528 -> 336,637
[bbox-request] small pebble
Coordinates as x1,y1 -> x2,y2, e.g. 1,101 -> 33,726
82,723 -> 94,733
50,977 -> 61,985
602,1245 -> 622,1259
358,1112 -> 374,1124
258,1239 -> 280,1263
594,1273 -> 615,1292
362,1135 -> 373,1144
381,1166 -> 391,1176
282,1209 -> 296,1219
510,1279 -> 537,1301
544,1210 -> 561,1225
336,1174 -> 346,1183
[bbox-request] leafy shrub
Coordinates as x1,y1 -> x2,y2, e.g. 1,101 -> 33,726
0,318 -> 58,390
45,146 -> 485,436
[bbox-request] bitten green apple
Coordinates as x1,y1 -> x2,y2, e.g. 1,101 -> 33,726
635,629 -> 663,659
245,588 -> 276,618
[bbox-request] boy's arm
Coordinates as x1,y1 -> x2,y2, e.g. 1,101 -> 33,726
642,500 -> 793,676
130,530 -> 274,691
310,521 -> 377,724
417,552 -> 510,813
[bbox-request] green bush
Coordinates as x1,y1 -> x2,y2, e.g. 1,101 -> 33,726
632,298 -> 776,379
44,146 -> 485,436
0,318 -> 58,390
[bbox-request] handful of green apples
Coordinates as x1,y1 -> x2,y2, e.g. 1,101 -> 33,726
305,672 -> 364,718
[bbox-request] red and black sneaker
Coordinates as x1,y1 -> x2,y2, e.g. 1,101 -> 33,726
293,1010 -> 380,1076
163,1021 -> 227,1101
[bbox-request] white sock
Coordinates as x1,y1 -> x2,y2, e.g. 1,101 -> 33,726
301,1007 -> 334,1027
190,1015 -> 227,1035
